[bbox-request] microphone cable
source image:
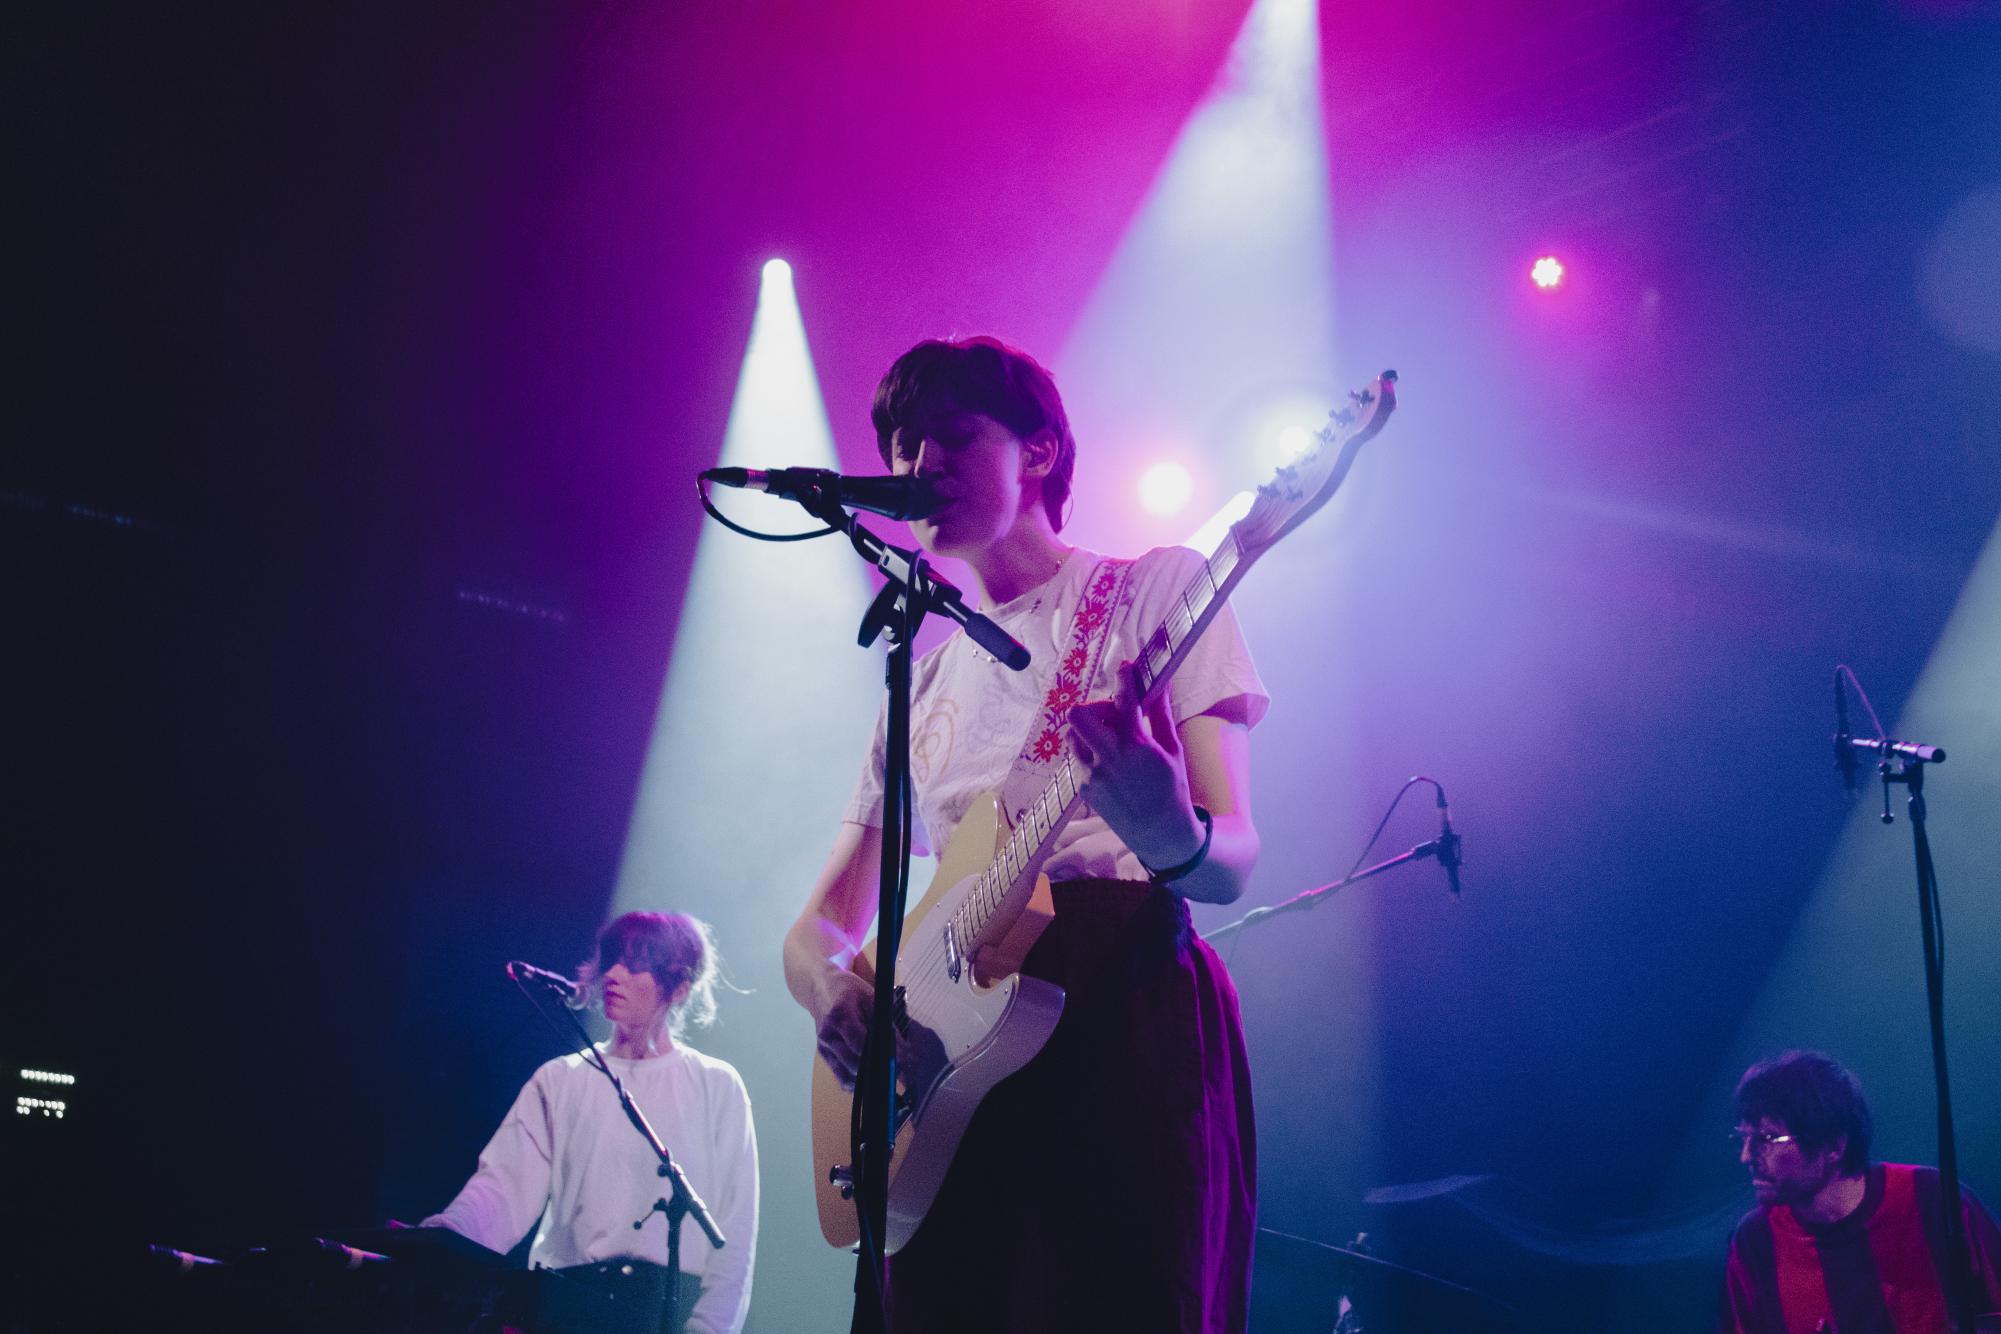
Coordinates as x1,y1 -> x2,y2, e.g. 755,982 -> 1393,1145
696,472 -> 841,543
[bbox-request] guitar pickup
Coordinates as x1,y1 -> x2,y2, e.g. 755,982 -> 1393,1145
942,920 -> 963,983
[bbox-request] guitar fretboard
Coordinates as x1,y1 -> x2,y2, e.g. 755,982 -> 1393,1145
944,368 -> 1394,957
952,529 -> 1249,948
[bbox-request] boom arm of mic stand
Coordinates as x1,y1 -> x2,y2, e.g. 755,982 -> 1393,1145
609,1076 -> 726,1249
1840,735 -> 1947,766
835,510 -> 1030,670
510,976 -> 726,1250
1203,838 -> 1449,943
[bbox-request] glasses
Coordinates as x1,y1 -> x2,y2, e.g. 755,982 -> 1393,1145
1729,1126 -> 1798,1154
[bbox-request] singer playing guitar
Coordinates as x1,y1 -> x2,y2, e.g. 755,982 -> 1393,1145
783,336 -> 1267,1333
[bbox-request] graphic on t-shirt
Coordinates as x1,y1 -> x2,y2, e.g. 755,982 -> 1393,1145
910,697 -> 958,788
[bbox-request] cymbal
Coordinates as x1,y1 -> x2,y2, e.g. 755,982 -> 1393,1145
1251,1227 -> 1527,1333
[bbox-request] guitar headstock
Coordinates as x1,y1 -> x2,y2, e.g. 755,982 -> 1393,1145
1231,370 -> 1398,558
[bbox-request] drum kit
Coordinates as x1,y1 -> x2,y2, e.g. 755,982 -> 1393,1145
1250,1227 -> 1527,1333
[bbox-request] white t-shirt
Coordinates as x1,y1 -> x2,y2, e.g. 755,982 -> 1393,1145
844,544 -> 1268,883
424,1043 -> 758,1334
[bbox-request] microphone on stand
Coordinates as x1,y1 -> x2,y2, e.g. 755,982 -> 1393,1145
700,467 -> 945,522
507,961 -> 580,1002
1434,786 -> 1463,897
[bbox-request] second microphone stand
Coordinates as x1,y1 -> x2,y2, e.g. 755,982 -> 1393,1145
1840,724 -> 1976,1330
1203,833 -> 1457,944
1204,781 -> 1461,944
510,967 -> 725,1334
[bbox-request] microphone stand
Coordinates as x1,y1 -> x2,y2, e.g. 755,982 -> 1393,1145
785,493 -> 1029,1334
1203,835 -> 1454,943
510,972 -> 725,1334
1840,729 -> 1976,1331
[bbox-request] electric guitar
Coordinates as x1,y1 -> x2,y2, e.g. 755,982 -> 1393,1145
810,371 -> 1399,1252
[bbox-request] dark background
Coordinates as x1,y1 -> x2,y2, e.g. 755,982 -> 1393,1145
8,2 -> 2000,1329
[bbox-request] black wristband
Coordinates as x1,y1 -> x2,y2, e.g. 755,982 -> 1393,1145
1145,805 -> 1213,886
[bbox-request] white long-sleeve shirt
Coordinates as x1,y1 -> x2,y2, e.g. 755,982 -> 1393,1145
424,1043 -> 758,1334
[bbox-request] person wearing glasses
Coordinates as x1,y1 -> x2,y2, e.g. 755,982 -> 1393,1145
1720,1049 -> 2001,1333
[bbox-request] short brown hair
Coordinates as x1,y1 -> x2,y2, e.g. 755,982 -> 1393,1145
1734,1050 -> 1873,1173
870,336 -> 1076,532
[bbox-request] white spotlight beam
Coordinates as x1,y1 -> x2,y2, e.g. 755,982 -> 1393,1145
612,263 -> 895,1325
1058,0 -> 1336,549
1051,0 -> 1386,1198
616,262 -> 883,912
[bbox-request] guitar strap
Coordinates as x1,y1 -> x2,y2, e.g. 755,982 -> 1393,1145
995,555 -> 1135,829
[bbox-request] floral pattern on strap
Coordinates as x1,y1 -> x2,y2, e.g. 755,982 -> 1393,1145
1021,562 -> 1128,766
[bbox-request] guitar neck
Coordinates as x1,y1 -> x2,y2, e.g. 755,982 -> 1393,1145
1132,529 -> 1252,708
959,371 -> 1391,950
959,531 -> 1260,948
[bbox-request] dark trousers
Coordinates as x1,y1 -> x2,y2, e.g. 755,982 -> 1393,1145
887,879 -> 1258,1334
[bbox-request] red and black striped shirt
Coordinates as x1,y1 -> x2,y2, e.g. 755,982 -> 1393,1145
1721,1163 -> 2001,1333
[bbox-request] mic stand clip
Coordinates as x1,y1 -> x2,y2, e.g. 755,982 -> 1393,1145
1831,734 -> 1947,825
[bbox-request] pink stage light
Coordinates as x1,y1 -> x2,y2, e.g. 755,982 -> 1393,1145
1137,461 -> 1194,517
1530,255 -> 1565,289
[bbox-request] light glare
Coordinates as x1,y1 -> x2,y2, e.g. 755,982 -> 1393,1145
1531,255 -> 1565,289
1138,462 -> 1195,517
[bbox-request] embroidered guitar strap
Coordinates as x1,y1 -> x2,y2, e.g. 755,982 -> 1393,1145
996,556 -> 1135,827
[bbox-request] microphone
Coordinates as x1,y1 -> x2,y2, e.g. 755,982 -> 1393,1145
700,467 -> 945,521
1833,667 -> 1858,793
1434,786 -> 1463,897
507,961 -> 579,1001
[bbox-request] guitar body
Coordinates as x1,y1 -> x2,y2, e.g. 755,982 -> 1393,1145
810,791 -> 1063,1252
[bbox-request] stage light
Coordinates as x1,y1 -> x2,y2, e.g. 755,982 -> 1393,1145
1531,255 -> 1565,289
1057,0 -> 1336,544
1237,391 -> 1337,475
761,257 -> 793,288
1138,461 -> 1195,517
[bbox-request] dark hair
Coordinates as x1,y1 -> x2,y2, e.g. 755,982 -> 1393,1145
870,336 -> 1076,532
575,911 -> 721,1036
1734,1050 -> 1872,1173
